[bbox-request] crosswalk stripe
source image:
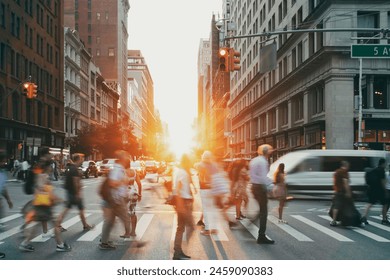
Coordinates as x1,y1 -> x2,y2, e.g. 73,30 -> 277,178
0,222 -> 35,241
291,215 -> 353,242
268,216 -> 313,242
369,217 -> 390,232
132,214 -> 153,241
77,221 -> 103,242
31,213 -> 92,242
211,222 -> 229,241
0,214 -> 23,223
318,215 -> 390,242
239,219 -> 259,239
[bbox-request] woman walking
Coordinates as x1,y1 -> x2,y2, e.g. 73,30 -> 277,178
232,159 -> 249,220
172,154 -> 195,260
273,163 -> 288,223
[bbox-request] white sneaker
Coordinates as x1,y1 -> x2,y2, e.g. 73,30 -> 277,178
41,232 -> 55,239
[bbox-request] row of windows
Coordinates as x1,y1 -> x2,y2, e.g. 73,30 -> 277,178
0,89 -> 59,129
0,43 -> 58,98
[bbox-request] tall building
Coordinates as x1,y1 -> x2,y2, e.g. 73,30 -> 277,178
0,0 -> 64,160
64,27 -> 119,160
127,50 -> 156,156
64,0 -> 130,122
223,0 -> 390,159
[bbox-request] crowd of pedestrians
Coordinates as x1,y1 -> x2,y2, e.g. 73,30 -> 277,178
0,145 -> 389,260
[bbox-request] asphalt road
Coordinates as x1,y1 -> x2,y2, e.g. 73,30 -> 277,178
0,173 -> 389,260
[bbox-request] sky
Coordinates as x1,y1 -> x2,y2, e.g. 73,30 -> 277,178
128,0 -> 222,158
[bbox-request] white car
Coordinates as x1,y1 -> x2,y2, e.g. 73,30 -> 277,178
99,158 -> 117,175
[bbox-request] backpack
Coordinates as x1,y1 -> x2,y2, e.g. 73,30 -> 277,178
365,168 -> 376,187
24,169 -> 35,195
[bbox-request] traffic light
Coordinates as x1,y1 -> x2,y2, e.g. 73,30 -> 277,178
31,83 -> 38,98
229,48 -> 241,71
218,47 -> 230,72
23,82 -> 30,96
26,83 -> 38,99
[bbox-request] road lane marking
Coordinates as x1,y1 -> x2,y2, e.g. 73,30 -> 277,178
268,216 -> 313,242
319,215 -> 390,242
132,214 -> 153,241
77,221 -> 103,241
0,214 -> 23,223
239,219 -> 259,239
291,215 -> 353,242
0,222 -> 35,241
31,213 -> 92,242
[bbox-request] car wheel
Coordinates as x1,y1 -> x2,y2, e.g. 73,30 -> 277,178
85,171 -> 89,178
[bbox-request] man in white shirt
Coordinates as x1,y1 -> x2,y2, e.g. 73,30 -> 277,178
249,144 -> 275,244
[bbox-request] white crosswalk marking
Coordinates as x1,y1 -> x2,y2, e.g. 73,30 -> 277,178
132,214 -> 153,241
318,215 -> 390,242
369,217 -> 390,232
77,222 -> 103,242
211,223 -> 229,241
32,213 -> 92,242
0,222 -> 35,241
268,216 -> 313,242
291,215 -> 354,242
0,214 -> 23,223
239,219 -> 259,239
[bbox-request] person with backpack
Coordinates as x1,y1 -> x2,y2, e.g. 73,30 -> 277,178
56,153 -> 94,232
19,159 -> 71,252
99,150 -> 143,250
361,158 -> 389,225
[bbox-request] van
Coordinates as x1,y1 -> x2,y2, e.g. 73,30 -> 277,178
268,149 -> 390,200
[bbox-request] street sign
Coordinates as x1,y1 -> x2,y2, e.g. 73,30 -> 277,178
351,44 -> 390,58
354,142 -> 369,148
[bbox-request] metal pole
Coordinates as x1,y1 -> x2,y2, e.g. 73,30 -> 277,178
358,58 -> 363,147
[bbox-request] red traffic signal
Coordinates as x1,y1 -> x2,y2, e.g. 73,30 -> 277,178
218,47 -> 230,72
24,82 -> 38,99
229,48 -> 241,71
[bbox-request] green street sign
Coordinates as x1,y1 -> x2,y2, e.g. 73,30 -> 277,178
351,44 -> 390,58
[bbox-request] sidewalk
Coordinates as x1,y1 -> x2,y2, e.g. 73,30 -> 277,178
5,171 -> 20,182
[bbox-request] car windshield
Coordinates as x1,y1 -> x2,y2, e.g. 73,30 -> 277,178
81,161 -> 90,167
269,152 -> 310,176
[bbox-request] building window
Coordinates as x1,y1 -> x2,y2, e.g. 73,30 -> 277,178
357,11 -> 380,44
0,3 -> 5,28
97,12 -> 100,20
96,36 -> 100,44
105,11 -> 109,20
96,49 -> 100,56
293,95 -> 304,121
108,48 -> 115,56
373,76 -> 388,109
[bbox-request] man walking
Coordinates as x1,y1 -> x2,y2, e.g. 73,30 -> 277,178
56,153 -> 94,231
361,158 -> 389,225
249,144 -> 275,244
330,161 -> 352,226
